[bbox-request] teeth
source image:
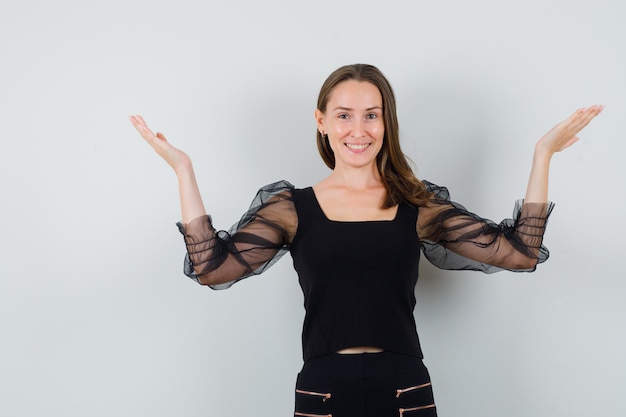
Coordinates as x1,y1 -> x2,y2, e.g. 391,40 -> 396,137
346,143 -> 369,150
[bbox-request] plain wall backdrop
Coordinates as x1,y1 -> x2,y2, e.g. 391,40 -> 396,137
1,0 -> 624,416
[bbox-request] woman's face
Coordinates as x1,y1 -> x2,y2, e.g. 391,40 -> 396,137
316,80 -> 385,170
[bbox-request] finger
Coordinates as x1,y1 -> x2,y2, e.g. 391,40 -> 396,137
130,116 -> 157,139
129,115 -> 146,129
587,104 -> 605,120
129,115 -> 145,131
573,106 -> 603,130
577,104 -> 604,120
563,105 -> 603,134
569,105 -> 602,121
133,114 -> 148,127
130,115 -> 154,134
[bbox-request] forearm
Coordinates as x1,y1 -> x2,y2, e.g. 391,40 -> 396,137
176,162 -> 207,224
524,147 -> 553,204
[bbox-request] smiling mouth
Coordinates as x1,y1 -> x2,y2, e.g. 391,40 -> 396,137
345,143 -> 370,151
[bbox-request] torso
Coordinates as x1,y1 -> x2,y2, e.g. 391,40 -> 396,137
312,180 -> 396,354
290,185 -> 423,360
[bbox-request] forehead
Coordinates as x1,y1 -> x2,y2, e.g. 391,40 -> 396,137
327,80 -> 382,108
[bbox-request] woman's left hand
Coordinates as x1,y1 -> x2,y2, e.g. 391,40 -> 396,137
535,105 -> 604,157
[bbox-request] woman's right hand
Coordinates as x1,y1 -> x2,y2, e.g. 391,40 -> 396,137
130,115 -> 192,173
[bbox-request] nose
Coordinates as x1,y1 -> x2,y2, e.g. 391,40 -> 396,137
350,118 -> 365,138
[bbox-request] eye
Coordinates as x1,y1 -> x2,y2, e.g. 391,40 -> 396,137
338,113 -> 349,119
366,113 -> 378,119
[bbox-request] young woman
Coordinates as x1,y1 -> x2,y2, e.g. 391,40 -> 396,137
130,64 -> 602,417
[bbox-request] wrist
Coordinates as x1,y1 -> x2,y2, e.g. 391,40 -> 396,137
533,144 -> 554,164
174,159 -> 195,178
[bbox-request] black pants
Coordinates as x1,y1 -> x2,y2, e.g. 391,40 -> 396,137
294,352 -> 437,417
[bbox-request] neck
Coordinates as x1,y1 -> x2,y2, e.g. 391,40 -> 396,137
327,163 -> 382,190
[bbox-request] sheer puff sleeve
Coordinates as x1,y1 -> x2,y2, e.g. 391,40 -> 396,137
176,180 -> 297,289
418,180 -> 555,273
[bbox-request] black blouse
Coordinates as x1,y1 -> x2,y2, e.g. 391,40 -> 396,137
290,187 -> 424,359
176,180 -> 554,359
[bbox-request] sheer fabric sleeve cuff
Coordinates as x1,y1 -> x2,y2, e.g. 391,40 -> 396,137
176,215 -> 225,285
420,181 -> 555,273
176,180 -> 297,290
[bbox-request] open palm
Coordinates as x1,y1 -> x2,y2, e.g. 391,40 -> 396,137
130,115 -> 192,172
536,105 -> 604,155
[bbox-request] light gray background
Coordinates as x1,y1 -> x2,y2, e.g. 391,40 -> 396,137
1,0 -> 624,416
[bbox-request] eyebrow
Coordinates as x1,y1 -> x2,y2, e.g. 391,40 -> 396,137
332,106 -> 383,112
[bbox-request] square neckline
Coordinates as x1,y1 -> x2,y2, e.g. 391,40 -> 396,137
306,187 -> 401,223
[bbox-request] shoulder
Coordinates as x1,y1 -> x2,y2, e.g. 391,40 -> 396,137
421,179 -> 450,201
245,180 -> 298,209
252,180 -> 319,208
257,180 -> 296,193
256,180 -> 315,193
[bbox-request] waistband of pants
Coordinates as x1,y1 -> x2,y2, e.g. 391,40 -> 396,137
300,351 -> 424,379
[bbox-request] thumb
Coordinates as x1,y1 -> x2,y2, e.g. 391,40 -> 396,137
559,136 -> 580,151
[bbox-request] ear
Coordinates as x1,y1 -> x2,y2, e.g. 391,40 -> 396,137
314,109 -> 325,135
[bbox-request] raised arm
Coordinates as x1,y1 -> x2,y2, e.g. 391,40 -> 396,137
419,105 -> 603,272
130,116 -> 297,289
129,115 -> 206,223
